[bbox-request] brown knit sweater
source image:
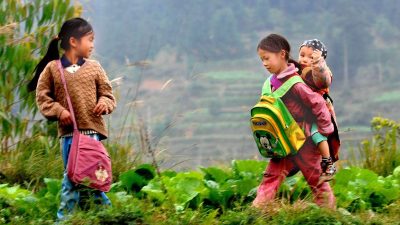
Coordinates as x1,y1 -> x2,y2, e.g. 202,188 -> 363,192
36,59 -> 116,138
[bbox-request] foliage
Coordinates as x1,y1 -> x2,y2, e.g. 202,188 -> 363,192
0,178 -> 61,224
0,121 -> 63,190
104,140 -> 142,183
0,0 -> 81,152
334,167 -> 400,212
0,0 -> 86,192
357,117 -> 400,176
83,1 -> 400,168
111,163 -> 156,195
2,1 -> 400,224
0,0 -> 82,188
1,161 -> 400,224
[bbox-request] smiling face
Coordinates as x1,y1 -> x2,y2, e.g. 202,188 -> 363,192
257,48 -> 287,74
69,31 -> 95,58
298,46 -> 314,68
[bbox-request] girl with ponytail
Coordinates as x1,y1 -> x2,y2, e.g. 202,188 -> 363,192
30,18 -> 116,220
28,17 -> 94,91
252,34 -> 336,209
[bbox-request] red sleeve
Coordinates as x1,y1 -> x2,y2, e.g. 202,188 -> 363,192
291,82 -> 334,136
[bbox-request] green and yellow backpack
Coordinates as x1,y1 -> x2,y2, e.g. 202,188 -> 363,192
250,75 -> 306,158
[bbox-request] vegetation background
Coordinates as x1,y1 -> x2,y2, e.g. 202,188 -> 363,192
83,0 -> 400,168
1,0 -> 400,224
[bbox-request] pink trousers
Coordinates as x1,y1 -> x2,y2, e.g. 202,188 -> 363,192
252,139 -> 336,208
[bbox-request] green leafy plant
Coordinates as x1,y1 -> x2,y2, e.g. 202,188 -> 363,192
3,163 -> 400,224
112,164 -> 156,196
358,117 -> 400,176
334,166 -> 400,212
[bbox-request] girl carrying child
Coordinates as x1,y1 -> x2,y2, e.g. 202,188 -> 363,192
28,18 -> 116,220
252,34 -> 335,208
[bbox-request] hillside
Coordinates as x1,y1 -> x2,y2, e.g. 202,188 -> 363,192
103,56 -> 400,169
80,0 -> 400,168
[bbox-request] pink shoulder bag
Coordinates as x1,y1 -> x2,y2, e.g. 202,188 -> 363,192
57,60 -> 112,192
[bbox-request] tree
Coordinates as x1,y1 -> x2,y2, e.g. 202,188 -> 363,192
0,0 -> 81,152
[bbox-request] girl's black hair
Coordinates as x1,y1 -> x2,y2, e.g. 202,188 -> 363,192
28,17 -> 93,91
257,34 -> 302,74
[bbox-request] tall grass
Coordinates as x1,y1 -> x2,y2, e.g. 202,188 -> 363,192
0,122 -> 63,190
355,117 -> 400,176
0,117 -> 152,190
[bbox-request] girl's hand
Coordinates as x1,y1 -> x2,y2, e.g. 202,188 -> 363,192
93,102 -> 108,116
59,110 -> 73,126
312,50 -> 322,62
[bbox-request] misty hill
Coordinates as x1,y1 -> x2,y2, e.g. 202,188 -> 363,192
83,0 -> 400,168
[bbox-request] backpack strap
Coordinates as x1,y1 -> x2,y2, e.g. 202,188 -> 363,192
261,75 -> 304,97
323,93 -> 334,104
261,76 -> 272,96
273,75 -> 304,98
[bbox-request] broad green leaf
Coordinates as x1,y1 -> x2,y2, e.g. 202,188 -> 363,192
231,159 -> 267,179
141,178 -> 166,202
43,178 -> 61,196
201,166 -> 232,183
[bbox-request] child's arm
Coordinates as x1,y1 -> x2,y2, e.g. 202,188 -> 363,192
311,50 -> 332,90
292,82 -> 334,136
36,63 -> 68,121
94,63 -> 116,116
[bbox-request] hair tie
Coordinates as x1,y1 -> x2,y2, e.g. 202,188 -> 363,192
54,35 -> 60,41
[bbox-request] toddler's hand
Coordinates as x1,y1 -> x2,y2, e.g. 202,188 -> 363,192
312,50 -> 322,62
93,102 -> 108,116
59,110 -> 73,126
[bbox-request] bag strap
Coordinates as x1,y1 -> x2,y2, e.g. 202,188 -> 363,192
56,60 -> 78,131
262,75 -> 304,97
273,75 -> 304,98
261,76 -> 272,96
323,93 -> 334,104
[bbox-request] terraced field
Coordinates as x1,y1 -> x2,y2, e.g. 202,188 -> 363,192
157,70 -> 265,167
109,64 -> 400,169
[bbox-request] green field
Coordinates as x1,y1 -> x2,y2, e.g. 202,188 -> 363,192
1,160 -> 400,224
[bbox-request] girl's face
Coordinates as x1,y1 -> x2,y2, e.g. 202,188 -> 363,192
298,46 -> 313,67
257,48 -> 287,74
70,32 -> 95,58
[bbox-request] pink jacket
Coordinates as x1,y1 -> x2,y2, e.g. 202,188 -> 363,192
271,64 -> 334,137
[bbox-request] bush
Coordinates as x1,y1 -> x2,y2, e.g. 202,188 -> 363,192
358,117 -> 400,176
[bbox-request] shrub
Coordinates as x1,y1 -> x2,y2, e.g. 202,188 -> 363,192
358,117 -> 400,176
